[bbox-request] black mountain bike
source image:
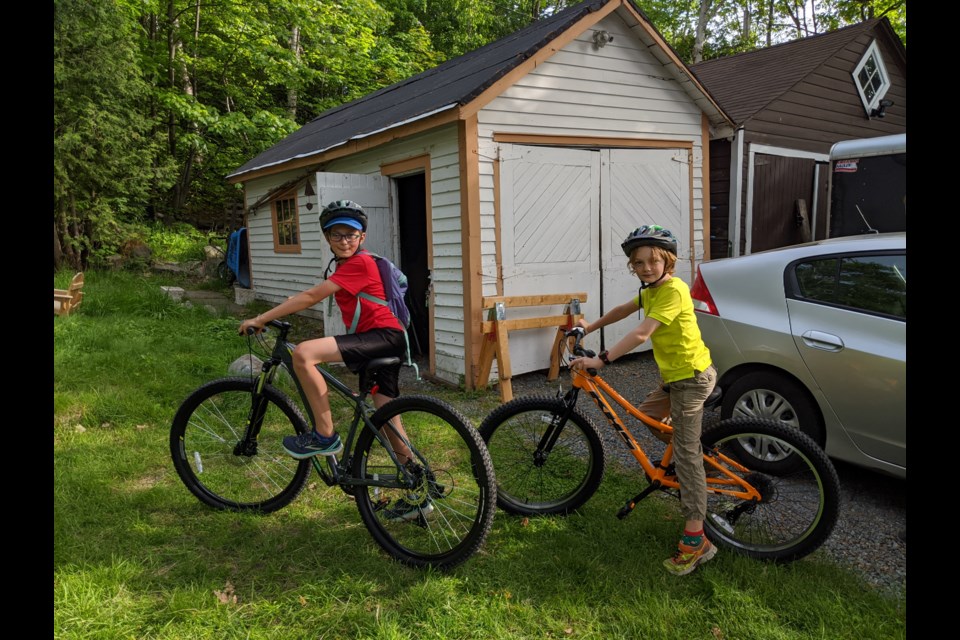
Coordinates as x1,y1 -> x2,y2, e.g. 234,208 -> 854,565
170,319 -> 496,570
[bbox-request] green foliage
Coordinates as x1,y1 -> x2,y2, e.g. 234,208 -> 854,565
141,221 -> 215,262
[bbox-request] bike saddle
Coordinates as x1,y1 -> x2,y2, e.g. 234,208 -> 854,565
357,357 -> 403,395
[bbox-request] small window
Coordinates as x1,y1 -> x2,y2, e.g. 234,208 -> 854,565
852,40 -> 890,114
272,194 -> 301,254
794,253 -> 906,319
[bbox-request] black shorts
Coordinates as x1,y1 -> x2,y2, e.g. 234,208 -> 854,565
334,328 -> 405,398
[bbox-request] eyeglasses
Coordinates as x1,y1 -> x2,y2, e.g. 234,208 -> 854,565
329,232 -> 361,242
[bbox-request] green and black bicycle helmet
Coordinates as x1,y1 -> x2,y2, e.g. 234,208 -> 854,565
320,200 -> 368,232
621,225 -> 678,257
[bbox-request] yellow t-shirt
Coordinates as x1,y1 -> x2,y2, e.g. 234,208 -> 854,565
632,278 -> 712,383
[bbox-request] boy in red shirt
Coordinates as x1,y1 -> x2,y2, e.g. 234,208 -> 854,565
239,200 -> 424,520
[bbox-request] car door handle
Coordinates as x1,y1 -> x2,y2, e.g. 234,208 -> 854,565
801,330 -> 844,352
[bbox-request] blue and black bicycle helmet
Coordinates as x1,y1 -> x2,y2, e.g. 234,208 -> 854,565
621,225 -> 678,257
320,200 -> 368,232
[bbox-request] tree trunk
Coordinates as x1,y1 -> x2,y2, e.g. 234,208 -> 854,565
54,221 -> 63,273
766,0 -> 774,46
287,24 -> 301,121
692,0 -> 716,64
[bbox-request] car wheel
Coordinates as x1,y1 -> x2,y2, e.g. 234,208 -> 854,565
720,372 -> 823,474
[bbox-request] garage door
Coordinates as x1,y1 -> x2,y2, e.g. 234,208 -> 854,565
499,144 -> 690,375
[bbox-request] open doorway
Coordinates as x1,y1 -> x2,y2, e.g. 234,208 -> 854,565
396,174 -> 429,357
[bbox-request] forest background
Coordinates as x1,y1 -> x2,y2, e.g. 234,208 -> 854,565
53,0 -> 906,272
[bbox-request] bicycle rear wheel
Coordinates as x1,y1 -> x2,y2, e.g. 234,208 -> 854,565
478,395 -> 607,516
170,377 -> 312,513
352,396 -> 496,570
701,417 -> 840,563
216,260 -> 236,285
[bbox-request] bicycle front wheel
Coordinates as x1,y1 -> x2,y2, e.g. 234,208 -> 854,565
353,395 -> 496,570
701,417 -> 841,563
170,377 -> 312,513
478,395 -> 607,516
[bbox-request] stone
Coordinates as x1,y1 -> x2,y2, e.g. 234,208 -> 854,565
234,286 -> 256,305
228,355 -> 263,376
160,286 -> 185,301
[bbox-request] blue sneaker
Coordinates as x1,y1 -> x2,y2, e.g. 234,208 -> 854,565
282,431 -> 343,459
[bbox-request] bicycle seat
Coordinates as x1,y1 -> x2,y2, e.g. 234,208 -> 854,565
661,383 -> 722,409
357,357 -> 403,395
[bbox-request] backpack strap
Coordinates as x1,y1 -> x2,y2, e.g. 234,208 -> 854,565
349,291 -> 388,333
349,293 -> 420,378
330,251 -> 420,379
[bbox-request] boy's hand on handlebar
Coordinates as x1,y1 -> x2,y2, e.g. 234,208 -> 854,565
239,317 -> 265,336
569,355 -> 603,372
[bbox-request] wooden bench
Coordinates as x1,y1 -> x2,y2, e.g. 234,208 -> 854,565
54,272 -> 84,316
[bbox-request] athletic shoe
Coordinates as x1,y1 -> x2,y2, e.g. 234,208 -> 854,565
663,537 -> 717,576
282,431 -> 343,459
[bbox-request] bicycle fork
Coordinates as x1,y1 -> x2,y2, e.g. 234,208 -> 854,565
233,371 -> 274,457
531,388 -> 581,467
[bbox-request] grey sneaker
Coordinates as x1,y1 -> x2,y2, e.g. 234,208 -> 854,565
282,431 -> 343,459
382,495 -> 434,522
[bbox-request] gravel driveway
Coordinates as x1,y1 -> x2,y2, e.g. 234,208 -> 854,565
470,350 -> 906,599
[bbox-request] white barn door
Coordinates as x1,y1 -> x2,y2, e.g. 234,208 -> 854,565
499,145 -> 690,373
314,173 -> 392,337
600,148 -> 691,352
499,145 -> 601,375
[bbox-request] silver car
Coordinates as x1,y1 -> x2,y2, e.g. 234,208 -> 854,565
690,232 -> 906,479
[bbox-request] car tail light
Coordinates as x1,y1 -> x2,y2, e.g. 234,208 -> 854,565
690,266 -> 719,316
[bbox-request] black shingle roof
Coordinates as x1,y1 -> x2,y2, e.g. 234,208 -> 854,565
229,0 -> 627,179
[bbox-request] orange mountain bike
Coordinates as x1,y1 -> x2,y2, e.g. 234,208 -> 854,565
479,327 -> 840,563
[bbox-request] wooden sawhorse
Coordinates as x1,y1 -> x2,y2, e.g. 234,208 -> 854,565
475,293 -> 586,402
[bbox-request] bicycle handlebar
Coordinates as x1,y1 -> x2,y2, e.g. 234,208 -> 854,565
563,327 -> 598,375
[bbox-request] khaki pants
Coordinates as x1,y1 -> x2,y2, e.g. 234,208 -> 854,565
638,365 -> 717,521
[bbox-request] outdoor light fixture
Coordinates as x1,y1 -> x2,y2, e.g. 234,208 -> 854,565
593,30 -> 614,49
870,99 -> 894,119
303,178 -> 317,211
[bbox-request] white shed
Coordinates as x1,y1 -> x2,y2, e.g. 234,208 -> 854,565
227,0 -> 734,388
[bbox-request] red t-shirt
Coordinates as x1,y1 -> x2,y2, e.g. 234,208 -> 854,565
328,252 -> 403,333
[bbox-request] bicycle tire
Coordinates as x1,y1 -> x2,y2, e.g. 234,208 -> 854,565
701,417 -> 840,563
216,260 -> 236,285
170,377 -> 312,513
478,395 -> 607,516
352,395 -> 496,570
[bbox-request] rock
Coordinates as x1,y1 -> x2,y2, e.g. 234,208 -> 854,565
228,355 -> 263,376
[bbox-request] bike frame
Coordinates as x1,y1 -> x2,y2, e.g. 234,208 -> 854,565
246,321 -> 417,493
556,336 -> 762,504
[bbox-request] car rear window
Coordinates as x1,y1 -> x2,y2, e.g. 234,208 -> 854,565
793,254 -> 906,319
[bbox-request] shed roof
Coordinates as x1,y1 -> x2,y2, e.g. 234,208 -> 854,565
689,18 -> 900,126
228,0 -> 731,180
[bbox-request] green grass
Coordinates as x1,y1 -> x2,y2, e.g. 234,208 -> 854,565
54,269 -> 906,640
